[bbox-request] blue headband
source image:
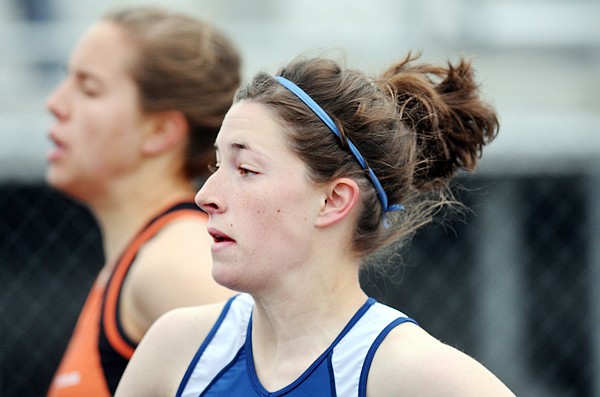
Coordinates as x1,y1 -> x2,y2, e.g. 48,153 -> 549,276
275,76 -> 403,213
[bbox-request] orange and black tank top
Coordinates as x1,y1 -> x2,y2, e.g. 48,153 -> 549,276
47,201 -> 205,396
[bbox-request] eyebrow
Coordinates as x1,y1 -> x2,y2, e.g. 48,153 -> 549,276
68,64 -> 103,84
214,141 -> 271,163
75,70 -> 101,83
214,141 -> 253,154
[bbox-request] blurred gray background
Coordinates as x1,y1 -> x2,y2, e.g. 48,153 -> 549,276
1,0 -> 599,396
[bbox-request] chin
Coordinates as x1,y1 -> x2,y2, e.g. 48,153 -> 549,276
46,174 -> 91,204
46,165 -> 69,186
211,267 -> 248,293
46,171 -> 69,193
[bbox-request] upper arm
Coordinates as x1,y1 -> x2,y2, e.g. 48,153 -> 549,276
115,303 -> 224,397
120,217 -> 235,342
366,324 -> 516,397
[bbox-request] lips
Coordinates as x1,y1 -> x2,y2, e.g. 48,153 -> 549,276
47,131 -> 66,162
207,227 -> 235,244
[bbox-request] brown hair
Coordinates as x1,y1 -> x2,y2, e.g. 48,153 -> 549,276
236,53 -> 498,259
103,7 -> 241,178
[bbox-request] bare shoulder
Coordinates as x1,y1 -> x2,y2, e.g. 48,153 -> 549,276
115,302 -> 226,397
139,215 -> 234,302
146,300 -> 223,346
137,214 -> 213,272
120,215 -> 234,341
132,215 -> 217,291
366,323 -> 516,397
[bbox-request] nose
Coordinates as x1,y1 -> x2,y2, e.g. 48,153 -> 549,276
195,173 -> 225,215
46,80 -> 69,120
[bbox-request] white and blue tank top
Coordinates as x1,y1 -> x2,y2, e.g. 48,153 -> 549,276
176,293 -> 416,397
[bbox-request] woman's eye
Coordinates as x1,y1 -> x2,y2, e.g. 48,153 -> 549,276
239,167 -> 256,177
78,76 -> 102,97
80,83 -> 100,97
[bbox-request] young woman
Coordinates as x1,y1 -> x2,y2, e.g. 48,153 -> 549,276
115,54 -> 516,396
45,7 -> 241,396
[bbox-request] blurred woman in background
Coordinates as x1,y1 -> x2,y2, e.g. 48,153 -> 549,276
45,6 -> 241,396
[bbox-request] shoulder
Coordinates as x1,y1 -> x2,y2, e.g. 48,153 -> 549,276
120,213 -> 233,341
133,214 -> 213,274
130,213 -> 230,302
115,302 -> 227,397
366,323 -> 516,397
144,211 -> 210,254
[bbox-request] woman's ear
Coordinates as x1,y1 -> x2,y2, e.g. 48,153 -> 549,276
141,111 -> 189,155
315,178 -> 360,228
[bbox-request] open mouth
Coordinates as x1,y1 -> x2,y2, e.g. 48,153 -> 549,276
47,133 -> 66,162
209,229 -> 234,244
213,234 -> 228,243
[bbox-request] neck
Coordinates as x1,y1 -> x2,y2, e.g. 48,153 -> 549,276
250,259 -> 367,391
90,176 -> 195,268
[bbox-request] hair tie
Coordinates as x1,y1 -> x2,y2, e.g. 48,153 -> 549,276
274,76 -> 403,214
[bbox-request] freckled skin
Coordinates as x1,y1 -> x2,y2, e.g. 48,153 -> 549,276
196,101 -> 325,293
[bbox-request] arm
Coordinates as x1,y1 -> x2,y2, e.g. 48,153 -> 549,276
115,303 -> 224,397
119,216 -> 234,342
366,323 -> 516,397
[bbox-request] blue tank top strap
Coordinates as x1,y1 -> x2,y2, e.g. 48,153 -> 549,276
176,293 -> 254,397
331,299 -> 416,396
357,315 -> 417,397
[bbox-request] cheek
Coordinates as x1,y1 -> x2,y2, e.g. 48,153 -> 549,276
235,193 -> 283,242
85,103 -> 141,154
247,191 -> 312,243
70,124 -> 139,182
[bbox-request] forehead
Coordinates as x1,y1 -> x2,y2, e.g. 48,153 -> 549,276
216,101 -> 290,156
70,21 -> 136,77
